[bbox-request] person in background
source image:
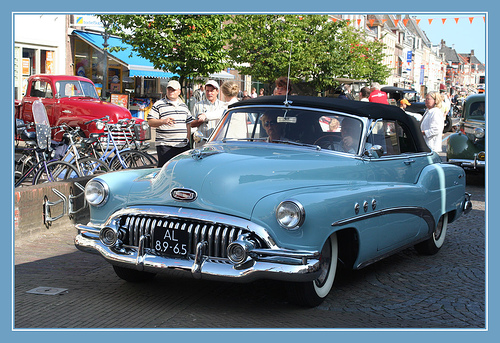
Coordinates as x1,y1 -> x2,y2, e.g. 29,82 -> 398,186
338,84 -> 354,100
273,77 -> 293,96
440,89 -> 451,118
368,82 -> 389,104
251,87 -> 258,98
147,80 -> 193,167
420,91 -> 444,152
259,88 -> 265,97
191,80 -> 226,146
358,87 -> 370,102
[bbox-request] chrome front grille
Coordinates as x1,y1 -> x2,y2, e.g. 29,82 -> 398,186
118,214 -> 255,259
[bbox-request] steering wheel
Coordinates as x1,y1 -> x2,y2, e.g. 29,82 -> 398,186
313,135 -> 341,149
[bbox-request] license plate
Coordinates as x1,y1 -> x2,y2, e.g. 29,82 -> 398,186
153,224 -> 189,257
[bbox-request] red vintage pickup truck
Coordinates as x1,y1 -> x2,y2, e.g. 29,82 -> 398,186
15,74 -> 147,141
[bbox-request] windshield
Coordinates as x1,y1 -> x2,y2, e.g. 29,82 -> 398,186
55,80 -> 99,99
211,107 -> 364,154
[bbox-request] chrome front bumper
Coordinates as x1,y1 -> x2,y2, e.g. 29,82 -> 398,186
448,155 -> 485,170
75,227 -> 321,283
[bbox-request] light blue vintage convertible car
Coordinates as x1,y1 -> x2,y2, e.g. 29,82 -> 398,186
76,95 -> 472,307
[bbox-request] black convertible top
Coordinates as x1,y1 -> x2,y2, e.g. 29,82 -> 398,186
229,95 -> 431,153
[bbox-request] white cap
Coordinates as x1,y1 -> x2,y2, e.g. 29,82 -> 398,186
167,80 -> 181,90
205,80 -> 219,90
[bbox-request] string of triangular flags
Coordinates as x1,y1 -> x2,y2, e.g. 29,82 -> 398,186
328,16 -> 485,26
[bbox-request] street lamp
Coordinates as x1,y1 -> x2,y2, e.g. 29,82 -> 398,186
101,20 -> 110,101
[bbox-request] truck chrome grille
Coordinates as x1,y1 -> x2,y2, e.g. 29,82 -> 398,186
118,214 -> 257,259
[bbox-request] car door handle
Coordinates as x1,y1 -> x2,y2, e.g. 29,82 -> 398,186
404,159 -> 415,165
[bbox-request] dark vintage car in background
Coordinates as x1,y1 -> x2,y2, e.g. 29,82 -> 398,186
446,93 -> 485,171
75,96 -> 471,307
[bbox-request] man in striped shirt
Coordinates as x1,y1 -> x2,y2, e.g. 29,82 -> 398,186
148,80 -> 194,167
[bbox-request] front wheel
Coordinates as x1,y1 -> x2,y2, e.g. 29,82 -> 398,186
286,233 -> 338,307
109,150 -> 156,170
76,157 -> 111,176
33,161 -> 82,184
414,213 -> 448,255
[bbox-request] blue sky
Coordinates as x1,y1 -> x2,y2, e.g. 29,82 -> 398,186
416,14 -> 486,63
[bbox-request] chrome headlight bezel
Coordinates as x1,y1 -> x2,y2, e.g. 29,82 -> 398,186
85,179 -> 109,207
276,200 -> 305,230
95,121 -> 105,131
474,127 -> 485,139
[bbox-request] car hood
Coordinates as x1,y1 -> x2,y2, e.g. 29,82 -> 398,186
125,143 -> 367,219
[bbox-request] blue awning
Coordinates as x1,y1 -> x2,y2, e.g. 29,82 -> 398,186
72,30 -> 178,79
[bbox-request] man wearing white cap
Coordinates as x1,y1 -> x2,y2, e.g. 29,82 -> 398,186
147,80 -> 193,167
191,80 -> 226,146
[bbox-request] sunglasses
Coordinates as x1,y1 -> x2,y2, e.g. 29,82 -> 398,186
263,120 -> 278,127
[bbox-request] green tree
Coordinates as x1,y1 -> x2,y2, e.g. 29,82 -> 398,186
96,14 -> 231,86
227,15 -> 390,93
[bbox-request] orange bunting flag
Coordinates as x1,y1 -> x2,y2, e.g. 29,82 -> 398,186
357,18 -> 361,25
382,19 -> 387,24
394,19 -> 399,26
416,19 -> 420,25
469,17 -> 474,24
428,18 -> 433,24
454,18 -> 459,24
369,18 -> 375,26
442,18 -> 447,24
403,19 -> 409,26
346,19 -> 351,25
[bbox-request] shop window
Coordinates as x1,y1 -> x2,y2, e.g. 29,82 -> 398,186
75,39 -> 92,78
41,50 -> 55,74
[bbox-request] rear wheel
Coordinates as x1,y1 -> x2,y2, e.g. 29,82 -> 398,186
286,233 -> 338,307
33,161 -> 81,184
415,213 -> 448,255
113,265 -> 156,282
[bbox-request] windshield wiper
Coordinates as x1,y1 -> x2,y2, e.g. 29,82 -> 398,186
272,140 -> 322,150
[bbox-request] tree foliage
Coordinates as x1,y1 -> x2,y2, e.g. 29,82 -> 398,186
226,15 -> 390,93
96,14 -> 391,93
96,14 -> 230,86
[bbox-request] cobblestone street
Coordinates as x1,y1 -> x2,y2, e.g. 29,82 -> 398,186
13,175 -> 486,330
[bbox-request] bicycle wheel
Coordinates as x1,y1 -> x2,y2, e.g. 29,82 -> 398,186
76,157 -> 111,176
110,150 -> 156,170
33,161 -> 82,184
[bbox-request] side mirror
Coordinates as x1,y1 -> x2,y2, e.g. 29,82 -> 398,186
364,144 -> 384,159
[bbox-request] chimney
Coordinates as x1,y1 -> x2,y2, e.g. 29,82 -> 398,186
471,49 -> 475,56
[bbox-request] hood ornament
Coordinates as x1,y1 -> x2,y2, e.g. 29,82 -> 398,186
191,146 -> 222,161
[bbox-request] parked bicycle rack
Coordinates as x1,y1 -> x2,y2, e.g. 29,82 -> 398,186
69,182 -> 87,218
43,189 -> 67,227
43,182 -> 87,226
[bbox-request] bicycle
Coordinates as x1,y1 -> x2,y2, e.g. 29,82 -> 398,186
14,119 -> 82,187
82,117 -> 156,171
51,123 -> 111,176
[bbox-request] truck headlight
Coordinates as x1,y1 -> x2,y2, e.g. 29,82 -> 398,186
95,121 -> 105,131
276,200 -> 305,230
474,128 -> 485,139
85,179 -> 109,206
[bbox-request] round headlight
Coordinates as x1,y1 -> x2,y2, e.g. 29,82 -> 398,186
276,200 -> 305,230
474,127 -> 485,139
95,121 -> 105,131
85,179 -> 109,206
141,120 -> 149,130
